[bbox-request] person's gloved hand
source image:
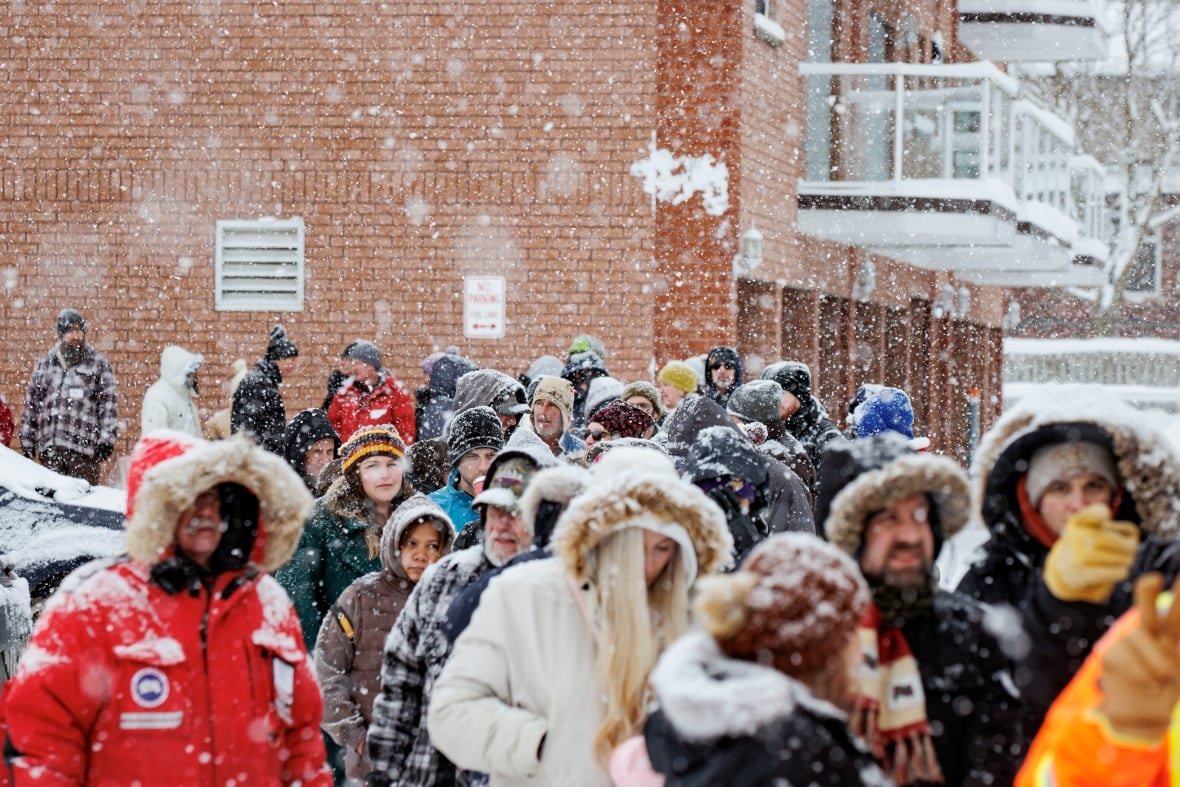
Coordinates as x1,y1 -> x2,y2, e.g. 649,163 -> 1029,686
94,442 -> 114,462
705,485 -> 760,562
1044,504 -> 1139,603
1097,573 -> 1180,743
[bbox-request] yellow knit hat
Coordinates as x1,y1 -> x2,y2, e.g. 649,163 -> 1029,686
657,361 -> 699,396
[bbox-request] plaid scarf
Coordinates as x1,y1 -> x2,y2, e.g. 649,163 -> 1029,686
851,598 -> 944,784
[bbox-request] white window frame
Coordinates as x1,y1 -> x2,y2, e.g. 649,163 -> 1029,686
754,0 -> 786,46
215,218 -> 305,312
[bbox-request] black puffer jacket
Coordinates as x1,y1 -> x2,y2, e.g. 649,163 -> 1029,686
282,408 -> 340,491
643,632 -> 892,787
890,591 -> 1023,787
231,359 -> 286,454
956,393 -> 1180,745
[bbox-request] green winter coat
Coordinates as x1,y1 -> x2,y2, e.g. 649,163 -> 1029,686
275,474 -> 412,649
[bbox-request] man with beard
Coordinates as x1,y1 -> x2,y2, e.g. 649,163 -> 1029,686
815,432 -> 1021,787
528,375 -> 584,457
19,308 -> 118,484
366,448 -> 536,786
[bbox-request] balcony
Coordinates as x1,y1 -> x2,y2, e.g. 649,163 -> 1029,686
799,62 -> 1022,250
958,1 -> 1108,62
798,61 -> 1110,286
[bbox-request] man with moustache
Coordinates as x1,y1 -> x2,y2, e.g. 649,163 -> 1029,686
815,432 -> 1022,787
2,432 -> 330,785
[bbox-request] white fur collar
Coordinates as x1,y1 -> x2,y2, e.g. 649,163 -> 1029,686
650,630 -> 845,743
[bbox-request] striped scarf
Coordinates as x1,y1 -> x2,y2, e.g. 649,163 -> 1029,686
851,601 -> 944,784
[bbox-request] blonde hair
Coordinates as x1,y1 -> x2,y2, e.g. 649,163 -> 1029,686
589,527 -> 689,763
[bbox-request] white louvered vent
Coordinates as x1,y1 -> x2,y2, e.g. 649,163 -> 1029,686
215,218 -> 305,312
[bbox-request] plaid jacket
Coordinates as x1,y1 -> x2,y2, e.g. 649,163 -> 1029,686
367,545 -> 495,786
19,345 -> 118,457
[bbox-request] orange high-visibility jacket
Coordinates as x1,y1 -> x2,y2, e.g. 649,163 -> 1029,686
1017,603 -> 1180,787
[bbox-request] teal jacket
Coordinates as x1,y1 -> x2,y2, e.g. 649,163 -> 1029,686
428,469 -> 479,533
275,475 -> 411,649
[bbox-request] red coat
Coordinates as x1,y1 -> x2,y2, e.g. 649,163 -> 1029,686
328,372 -> 416,444
0,395 -> 13,448
3,560 -> 331,786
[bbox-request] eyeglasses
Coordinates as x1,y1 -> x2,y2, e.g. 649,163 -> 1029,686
710,361 -> 737,371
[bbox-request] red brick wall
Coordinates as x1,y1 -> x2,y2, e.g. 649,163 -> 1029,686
1,1 -> 659,459
652,0 -> 743,362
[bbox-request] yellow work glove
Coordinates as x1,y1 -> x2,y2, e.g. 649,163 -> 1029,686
1098,573 -> 1180,744
1043,504 -> 1139,603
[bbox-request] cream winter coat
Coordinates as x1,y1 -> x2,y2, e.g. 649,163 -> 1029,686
427,448 -> 731,787
141,345 -> 204,438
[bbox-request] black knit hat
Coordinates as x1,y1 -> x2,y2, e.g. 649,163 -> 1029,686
56,308 -> 86,337
342,339 -> 382,370
446,406 -> 505,467
265,325 -> 299,361
762,360 -> 812,402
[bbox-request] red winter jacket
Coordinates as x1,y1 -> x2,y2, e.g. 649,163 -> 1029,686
3,561 -> 330,787
328,372 -> 416,444
2,432 -> 329,787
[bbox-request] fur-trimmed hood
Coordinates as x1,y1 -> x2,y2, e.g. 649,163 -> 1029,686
551,447 -> 732,584
380,493 -> 456,577
817,433 -> 971,556
971,387 -> 1180,542
124,432 -> 313,572
650,630 -> 844,743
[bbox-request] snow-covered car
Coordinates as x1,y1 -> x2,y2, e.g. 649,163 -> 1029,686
0,445 -> 125,603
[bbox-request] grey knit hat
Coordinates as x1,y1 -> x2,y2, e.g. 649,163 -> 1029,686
342,339 -> 382,370
727,379 -> 783,425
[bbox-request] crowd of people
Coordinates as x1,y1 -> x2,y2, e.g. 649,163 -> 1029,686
4,313 -> 1180,785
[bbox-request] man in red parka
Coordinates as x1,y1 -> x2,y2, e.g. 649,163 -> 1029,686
328,340 -> 416,444
2,430 -> 332,786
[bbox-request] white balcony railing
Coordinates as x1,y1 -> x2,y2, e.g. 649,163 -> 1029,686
797,61 -> 1092,269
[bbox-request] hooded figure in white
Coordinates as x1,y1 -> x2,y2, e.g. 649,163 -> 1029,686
142,346 -> 204,438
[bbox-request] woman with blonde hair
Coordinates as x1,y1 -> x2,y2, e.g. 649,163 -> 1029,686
426,446 -> 732,786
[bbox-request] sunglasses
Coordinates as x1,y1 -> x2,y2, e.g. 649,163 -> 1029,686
582,428 -> 610,441
710,361 -> 737,371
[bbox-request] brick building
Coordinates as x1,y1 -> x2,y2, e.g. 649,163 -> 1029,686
0,0 -> 1108,473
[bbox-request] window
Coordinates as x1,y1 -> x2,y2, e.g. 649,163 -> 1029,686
804,0 -> 835,180
215,218 -> 305,312
754,0 -> 785,46
1126,232 -> 1161,299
